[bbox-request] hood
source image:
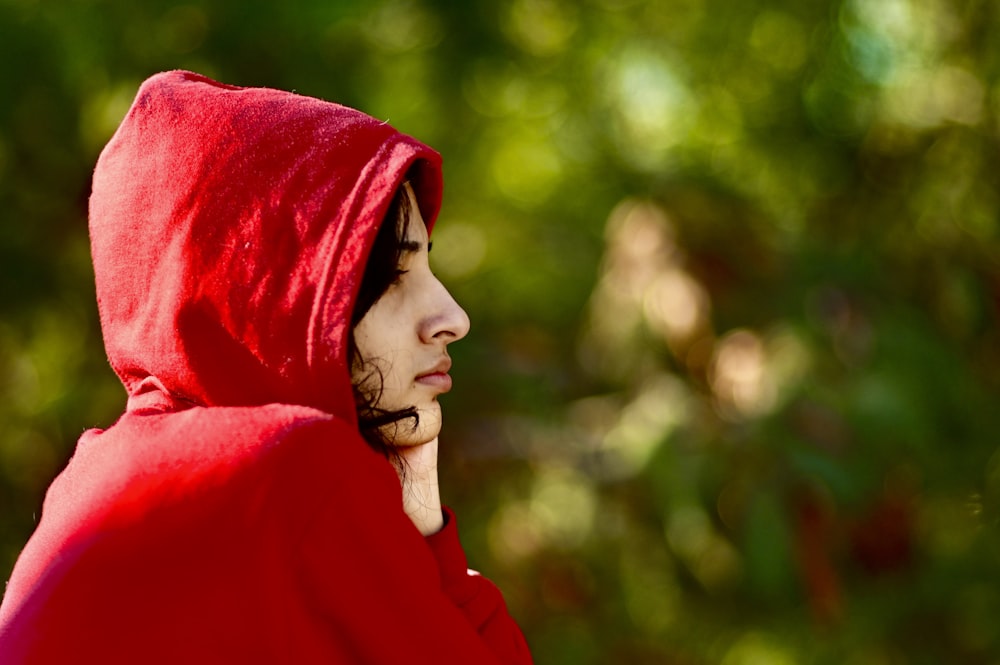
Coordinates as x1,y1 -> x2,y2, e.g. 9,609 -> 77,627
89,70 -> 442,421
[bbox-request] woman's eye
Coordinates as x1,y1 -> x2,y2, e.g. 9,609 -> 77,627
391,269 -> 409,285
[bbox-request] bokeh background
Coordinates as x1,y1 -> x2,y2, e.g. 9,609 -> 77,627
2,0 -> 999,662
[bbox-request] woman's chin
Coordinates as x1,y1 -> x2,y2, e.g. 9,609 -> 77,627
387,405 -> 442,448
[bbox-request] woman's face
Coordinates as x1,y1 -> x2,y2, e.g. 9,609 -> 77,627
352,183 -> 470,447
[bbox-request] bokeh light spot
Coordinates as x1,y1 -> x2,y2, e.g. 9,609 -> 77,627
710,329 -> 776,419
491,133 -> 563,205
429,221 -> 487,278
363,0 -> 443,53
502,0 -> 578,57
604,47 -> 692,170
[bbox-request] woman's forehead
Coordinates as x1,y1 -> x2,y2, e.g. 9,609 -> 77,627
400,184 -> 429,244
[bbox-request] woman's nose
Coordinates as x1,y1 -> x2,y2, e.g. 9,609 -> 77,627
420,278 -> 470,344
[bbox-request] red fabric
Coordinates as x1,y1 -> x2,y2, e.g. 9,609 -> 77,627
0,71 -> 531,664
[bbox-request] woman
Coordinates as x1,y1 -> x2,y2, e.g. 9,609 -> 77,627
0,71 -> 532,664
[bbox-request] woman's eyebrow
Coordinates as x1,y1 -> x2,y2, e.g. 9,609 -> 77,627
400,239 -> 430,253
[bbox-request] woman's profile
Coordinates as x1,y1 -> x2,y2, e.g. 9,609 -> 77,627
0,70 -> 532,664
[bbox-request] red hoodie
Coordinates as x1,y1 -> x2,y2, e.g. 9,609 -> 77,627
0,71 -> 532,664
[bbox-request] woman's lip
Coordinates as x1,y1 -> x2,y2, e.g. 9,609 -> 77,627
415,372 -> 452,392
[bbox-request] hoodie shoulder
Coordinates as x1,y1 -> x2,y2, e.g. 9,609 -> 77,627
0,406 -> 405,662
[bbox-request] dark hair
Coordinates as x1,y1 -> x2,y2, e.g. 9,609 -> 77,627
349,183 -> 420,458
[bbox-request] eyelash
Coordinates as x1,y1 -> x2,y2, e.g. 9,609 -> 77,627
391,268 -> 409,285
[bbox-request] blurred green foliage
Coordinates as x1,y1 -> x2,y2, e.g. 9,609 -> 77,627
2,0 -> 999,662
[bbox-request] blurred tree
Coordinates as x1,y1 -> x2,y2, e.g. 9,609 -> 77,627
1,0 -> 999,662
